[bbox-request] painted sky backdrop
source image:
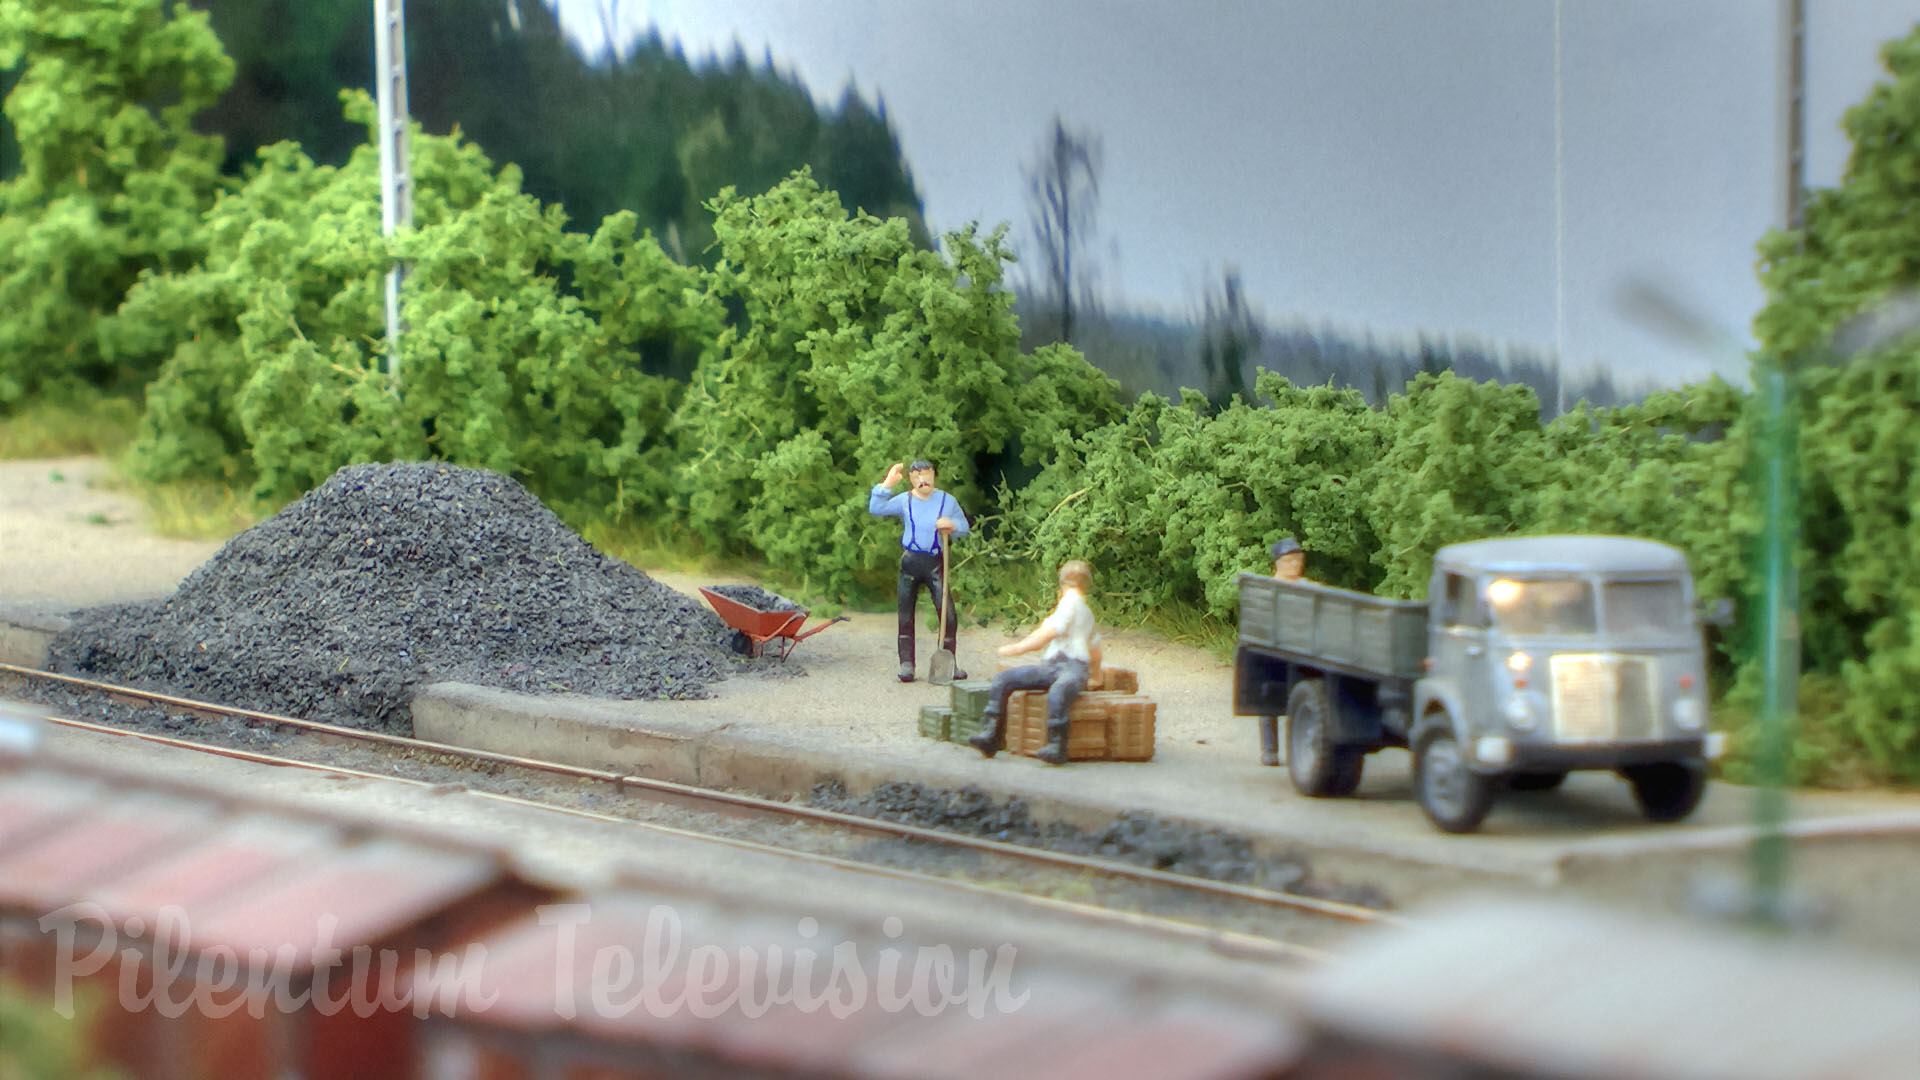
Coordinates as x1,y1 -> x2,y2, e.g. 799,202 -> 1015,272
549,0 -> 1918,386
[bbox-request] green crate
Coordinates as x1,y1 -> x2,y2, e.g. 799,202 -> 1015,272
948,678 -> 993,725
917,704 -> 952,742
948,708 -> 988,742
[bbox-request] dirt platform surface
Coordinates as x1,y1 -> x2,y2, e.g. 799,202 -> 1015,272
0,457 -> 223,614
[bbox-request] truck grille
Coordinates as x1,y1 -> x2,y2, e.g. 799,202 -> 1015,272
1550,654 -> 1658,742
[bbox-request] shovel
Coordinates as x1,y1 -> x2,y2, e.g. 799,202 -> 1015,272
929,542 -> 957,685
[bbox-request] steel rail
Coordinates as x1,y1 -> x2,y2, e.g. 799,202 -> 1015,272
2,663 -> 1399,930
33,714 -> 1332,966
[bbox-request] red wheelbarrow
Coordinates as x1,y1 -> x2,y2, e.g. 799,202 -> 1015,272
698,587 -> 849,660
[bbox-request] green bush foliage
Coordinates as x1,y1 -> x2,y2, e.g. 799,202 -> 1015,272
1001,368 -> 1747,628
0,975 -> 120,1080
1749,26 -> 1920,782
110,92 -> 706,522
0,0 -> 232,407
1001,372 -> 1386,622
670,173 -> 1122,601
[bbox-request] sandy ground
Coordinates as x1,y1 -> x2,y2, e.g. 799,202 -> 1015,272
0,457 -> 226,614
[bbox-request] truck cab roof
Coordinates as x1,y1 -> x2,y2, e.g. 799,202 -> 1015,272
1434,535 -> 1689,577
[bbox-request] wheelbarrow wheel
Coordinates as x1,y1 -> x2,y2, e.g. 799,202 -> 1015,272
727,630 -> 753,656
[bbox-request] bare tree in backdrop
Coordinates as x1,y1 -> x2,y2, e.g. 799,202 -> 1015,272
595,0 -> 625,67
1199,266 -> 1259,409
1023,115 -> 1102,347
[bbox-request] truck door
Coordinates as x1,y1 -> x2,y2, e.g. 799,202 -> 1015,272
1429,571 -> 1491,732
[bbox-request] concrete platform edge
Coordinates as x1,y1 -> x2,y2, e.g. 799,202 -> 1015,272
0,606 -> 69,669
412,681 -> 1571,897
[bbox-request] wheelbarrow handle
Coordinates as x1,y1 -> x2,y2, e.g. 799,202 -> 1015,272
790,614 -> 851,643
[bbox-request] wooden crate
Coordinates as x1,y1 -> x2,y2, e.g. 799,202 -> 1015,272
1108,697 -> 1156,762
1097,666 -> 1138,694
1004,689 -> 1156,762
917,704 -> 951,741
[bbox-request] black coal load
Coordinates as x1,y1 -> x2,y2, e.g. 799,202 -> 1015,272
706,584 -> 798,612
50,462 -> 772,733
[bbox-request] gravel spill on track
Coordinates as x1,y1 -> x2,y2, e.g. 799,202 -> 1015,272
46,462 -> 791,733
809,779 -> 1391,909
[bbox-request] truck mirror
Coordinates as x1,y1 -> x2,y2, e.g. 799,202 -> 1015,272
1700,597 -> 1735,628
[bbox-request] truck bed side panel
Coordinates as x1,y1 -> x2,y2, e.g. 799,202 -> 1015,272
1237,573 -> 1428,681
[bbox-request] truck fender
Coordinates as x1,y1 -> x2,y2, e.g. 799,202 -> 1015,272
1412,678 -> 1465,743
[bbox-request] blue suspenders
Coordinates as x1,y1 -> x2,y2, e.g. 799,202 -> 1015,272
904,494 -> 951,555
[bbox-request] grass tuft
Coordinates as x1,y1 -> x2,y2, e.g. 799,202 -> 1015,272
136,478 -> 269,541
579,519 -> 764,581
0,396 -> 141,459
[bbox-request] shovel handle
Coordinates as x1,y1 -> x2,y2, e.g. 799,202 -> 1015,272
937,543 -> 950,648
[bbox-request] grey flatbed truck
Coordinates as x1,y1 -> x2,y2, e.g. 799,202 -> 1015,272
1234,535 -> 1724,833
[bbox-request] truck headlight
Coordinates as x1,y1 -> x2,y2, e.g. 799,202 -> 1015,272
1672,696 -> 1704,732
1475,736 -> 1513,765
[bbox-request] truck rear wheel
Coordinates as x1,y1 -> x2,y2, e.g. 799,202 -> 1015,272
1414,726 -> 1494,833
1285,679 -> 1364,797
1622,760 -> 1707,823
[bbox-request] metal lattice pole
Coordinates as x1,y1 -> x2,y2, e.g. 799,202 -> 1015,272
375,0 -> 412,387
1552,0 -> 1566,420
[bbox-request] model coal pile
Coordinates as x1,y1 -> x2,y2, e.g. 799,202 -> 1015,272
50,462 -> 762,733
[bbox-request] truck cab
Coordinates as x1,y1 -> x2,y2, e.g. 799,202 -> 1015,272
1411,536 -> 1723,831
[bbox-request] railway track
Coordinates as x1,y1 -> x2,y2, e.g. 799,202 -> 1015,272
2,663 -> 1404,964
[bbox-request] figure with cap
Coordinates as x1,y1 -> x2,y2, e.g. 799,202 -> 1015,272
868,459 -> 970,682
1258,537 -> 1307,764
1271,536 -> 1305,582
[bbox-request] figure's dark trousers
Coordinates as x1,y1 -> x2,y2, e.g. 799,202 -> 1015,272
896,549 -> 957,666
984,658 -> 1090,724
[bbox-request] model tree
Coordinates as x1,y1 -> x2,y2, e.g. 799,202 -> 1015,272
1022,115 -> 1102,347
0,0 -> 231,407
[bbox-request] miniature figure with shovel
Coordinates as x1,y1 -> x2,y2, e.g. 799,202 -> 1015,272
867,458 -> 969,684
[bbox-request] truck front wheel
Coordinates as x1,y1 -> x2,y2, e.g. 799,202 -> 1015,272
1285,679 -> 1364,797
1622,760 -> 1707,823
1414,726 -> 1494,833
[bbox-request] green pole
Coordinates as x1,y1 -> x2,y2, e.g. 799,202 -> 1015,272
1751,364 -> 1798,927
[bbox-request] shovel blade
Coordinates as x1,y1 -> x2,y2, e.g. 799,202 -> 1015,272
929,648 -> 957,686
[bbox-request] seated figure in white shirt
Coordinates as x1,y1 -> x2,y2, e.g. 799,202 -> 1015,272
968,559 -> 1103,766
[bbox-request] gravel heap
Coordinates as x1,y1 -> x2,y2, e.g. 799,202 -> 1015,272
50,462 -> 776,733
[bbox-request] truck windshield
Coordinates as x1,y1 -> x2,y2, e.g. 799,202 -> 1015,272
1602,579 -> 1689,635
1485,578 -> 1595,635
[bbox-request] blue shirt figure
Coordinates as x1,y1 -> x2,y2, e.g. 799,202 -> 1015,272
868,459 -> 969,682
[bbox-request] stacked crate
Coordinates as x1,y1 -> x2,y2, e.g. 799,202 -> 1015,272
919,668 -> 1153,762
1003,686 -> 1156,762
917,703 -> 954,741
945,679 -> 994,743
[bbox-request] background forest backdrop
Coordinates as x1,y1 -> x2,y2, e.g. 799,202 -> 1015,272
0,0 -> 1917,787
